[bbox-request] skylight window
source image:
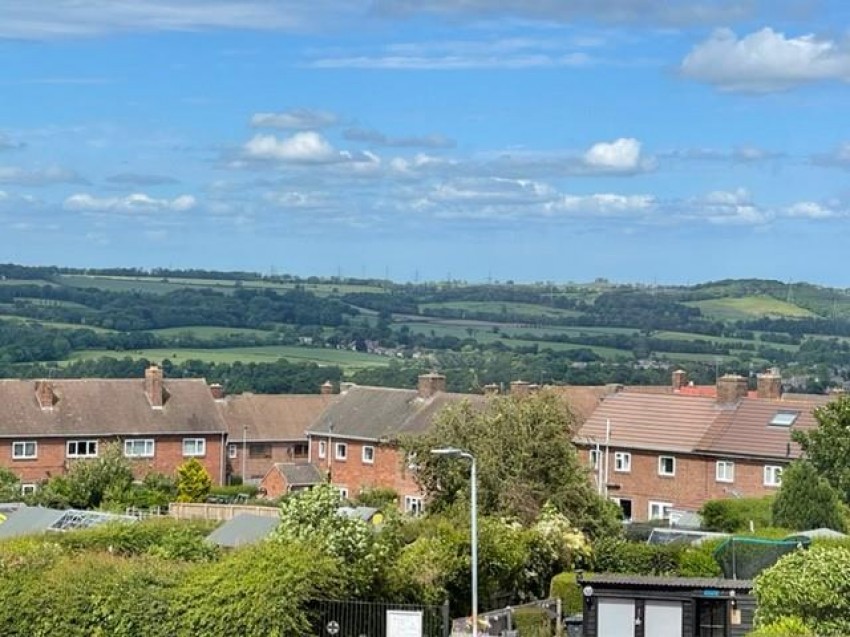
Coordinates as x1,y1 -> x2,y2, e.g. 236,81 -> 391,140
769,411 -> 799,427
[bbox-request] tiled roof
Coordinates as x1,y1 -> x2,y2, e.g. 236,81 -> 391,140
307,385 -> 487,441
579,573 -> 753,591
0,378 -> 226,437
546,385 -> 619,424
273,462 -> 324,486
696,396 -> 823,459
216,393 -> 335,441
577,392 -> 719,453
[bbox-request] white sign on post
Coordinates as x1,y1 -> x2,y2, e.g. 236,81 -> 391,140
386,609 -> 423,637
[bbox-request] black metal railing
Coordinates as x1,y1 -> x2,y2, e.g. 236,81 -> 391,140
308,598 -> 450,637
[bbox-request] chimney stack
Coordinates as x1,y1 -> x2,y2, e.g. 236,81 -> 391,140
418,373 -> 446,399
672,369 -> 688,391
510,380 -> 531,397
483,383 -> 500,396
209,383 -> 224,400
320,380 -> 335,395
716,374 -> 748,405
35,380 -> 55,410
145,365 -> 164,408
756,369 -> 782,400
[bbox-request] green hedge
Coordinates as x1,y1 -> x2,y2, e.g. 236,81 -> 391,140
550,572 -> 583,614
512,606 -> 552,637
591,538 -> 721,577
700,497 -> 774,533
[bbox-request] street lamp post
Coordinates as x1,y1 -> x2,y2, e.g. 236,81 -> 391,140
431,447 -> 478,637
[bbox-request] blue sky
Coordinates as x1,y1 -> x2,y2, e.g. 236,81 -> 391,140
2,1 -> 850,285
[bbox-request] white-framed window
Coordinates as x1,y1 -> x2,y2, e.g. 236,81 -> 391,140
658,455 -> 676,477
12,441 -> 37,460
614,452 -> 631,473
716,460 -> 735,483
404,495 -> 424,515
337,486 -> 349,500
649,501 -> 673,521
124,439 -> 155,458
182,438 -> 206,457
764,465 -> 783,487
20,484 -> 37,496
589,449 -> 601,470
318,440 -> 327,459
335,442 -> 348,461
228,443 -> 237,459
66,440 -> 98,459
362,445 -> 375,464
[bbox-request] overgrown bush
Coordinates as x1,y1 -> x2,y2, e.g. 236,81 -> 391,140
549,572 -> 582,614
747,616 -> 813,637
754,545 -> 850,636
512,606 -> 552,637
700,497 -> 774,533
590,538 -> 720,577
55,518 -> 217,559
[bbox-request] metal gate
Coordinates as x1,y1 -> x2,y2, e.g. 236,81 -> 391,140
309,598 -> 450,637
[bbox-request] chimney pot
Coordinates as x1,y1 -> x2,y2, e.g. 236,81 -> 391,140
756,370 -> 782,400
716,374 -> 748,405
672,369 -> 688,391
483,383 -> 500,396
35,380 -> 55,410
145,365 -> 164,408
510,380 -> 531,397
210,383 -> 224,400
320,380 -> 335,395
418,373 -> 446,398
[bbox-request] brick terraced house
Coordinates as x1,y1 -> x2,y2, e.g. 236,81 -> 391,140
213,386 -> 336,484
303,373 -> 488,513
0,365 -> 228,491
576,372 -> 829,523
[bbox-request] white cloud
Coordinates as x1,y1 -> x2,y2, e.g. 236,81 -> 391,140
785,201 -> 843,219
64,192 -> 196,213
681,28 -> 850,93
548,193 -> 655,216
343,127 -> 455,148
250,109 -> 339,130
242,132 -> 341,163
430,177 -> 556,205
811,142 -> 850,169
664,145 -> 782,163
0,165 -> 84,186
688,188 -> 770,225
583,138 -> 642,171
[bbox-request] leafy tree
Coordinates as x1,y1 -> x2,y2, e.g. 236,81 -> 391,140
271,483 -> 399,596
772,461 -> 846,532
754,546 -> 850,636
175,458 -> 212,503
34,442 -> 134,509
794,395 -> 850,502
403,391 -> 620,537
0,467 -> 21,502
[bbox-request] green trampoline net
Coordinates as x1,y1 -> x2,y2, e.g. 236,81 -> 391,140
713,536 -> 810,580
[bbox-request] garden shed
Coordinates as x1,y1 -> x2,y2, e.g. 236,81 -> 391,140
577,573 -> 755,637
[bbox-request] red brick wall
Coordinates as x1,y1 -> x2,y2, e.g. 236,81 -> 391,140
227,441 -> 308,483
0,434 -> 226,487
261,466 -> 288,500
309,436 -> 422,505
581,446 -> 785,522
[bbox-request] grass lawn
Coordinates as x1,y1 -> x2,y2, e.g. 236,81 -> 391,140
67,346 -> 391,369
687,296 -> 815,320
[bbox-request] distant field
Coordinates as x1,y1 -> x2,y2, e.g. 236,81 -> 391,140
68,346 -> 390,369
0,316 -> 115,333
0,279 -> 56,286
687,296 -> 815,320
420,301 -> 580,319
149,326 -> 275,340
57,274 -> 386,297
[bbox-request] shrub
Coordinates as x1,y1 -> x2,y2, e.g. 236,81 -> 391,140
754,545 -> 850,636
676,544 -> 722,577
773,461 -> 846,532
55,518 -> 217,559
591,538 -> 720,577
356,487 -> 399,509
176,458 -> 212,503
747,616 -> 813,637
550,572 -> 582,614
512,606 -> 552,637
700,497 -> 774,533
